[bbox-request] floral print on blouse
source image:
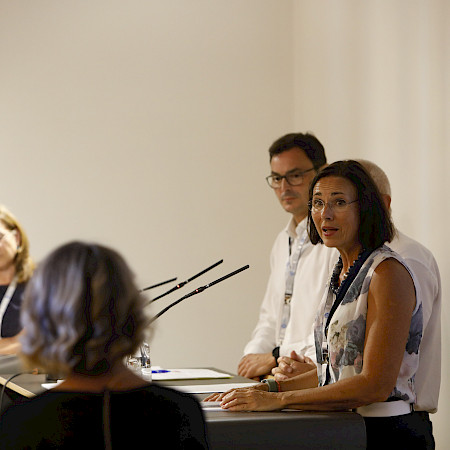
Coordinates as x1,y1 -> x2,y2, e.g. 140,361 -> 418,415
314,245 -> 423,404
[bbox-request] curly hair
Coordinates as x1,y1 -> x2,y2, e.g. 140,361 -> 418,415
20,241 -> 149,376
0,205 -> 34,283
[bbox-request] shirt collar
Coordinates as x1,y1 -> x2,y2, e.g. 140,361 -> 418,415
286,215 -> 308,240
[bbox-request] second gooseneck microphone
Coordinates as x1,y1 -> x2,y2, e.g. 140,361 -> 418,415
148,259 -> 223,303
149,264 -> 249,323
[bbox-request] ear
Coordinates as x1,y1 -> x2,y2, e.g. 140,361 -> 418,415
382,194 -> 392,211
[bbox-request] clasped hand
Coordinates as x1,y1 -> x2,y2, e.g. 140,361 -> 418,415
272,351 -> 315,380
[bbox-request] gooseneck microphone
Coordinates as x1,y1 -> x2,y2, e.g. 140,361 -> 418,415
149,259 -> 223,303
141,277 -> 178,292
149,264 -> 249,323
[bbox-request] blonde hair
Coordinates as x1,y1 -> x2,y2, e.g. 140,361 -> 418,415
20,241 -> 150,376
0,205 -> 34,283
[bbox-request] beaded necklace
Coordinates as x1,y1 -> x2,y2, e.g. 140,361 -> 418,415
330,252 -> 365,297
325,249 -> 372,338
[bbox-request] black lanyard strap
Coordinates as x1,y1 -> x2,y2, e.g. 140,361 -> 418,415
324,249 -> 372,337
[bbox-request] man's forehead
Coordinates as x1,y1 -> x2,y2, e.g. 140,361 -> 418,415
270,149 -> 314,173
270,167 -> 305,175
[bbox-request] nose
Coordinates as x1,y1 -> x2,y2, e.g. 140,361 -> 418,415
321,202 -> 334,219
279,177 -> 290,191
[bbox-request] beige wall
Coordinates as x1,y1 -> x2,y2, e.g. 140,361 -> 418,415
0,0 -> 293,372
1,0 -> 448,446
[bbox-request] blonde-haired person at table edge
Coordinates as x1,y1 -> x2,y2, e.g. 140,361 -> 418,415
0,241 -> 208,449
205,160 -> 434,449
0,205 -> 34,355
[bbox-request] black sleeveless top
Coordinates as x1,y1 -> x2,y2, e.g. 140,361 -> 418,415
0,283 -> 26,337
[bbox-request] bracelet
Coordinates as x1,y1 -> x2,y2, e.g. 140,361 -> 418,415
262,378 -> 281,392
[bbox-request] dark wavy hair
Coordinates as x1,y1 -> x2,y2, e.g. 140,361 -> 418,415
307,160 -> 395,251
20,241 -> 149,376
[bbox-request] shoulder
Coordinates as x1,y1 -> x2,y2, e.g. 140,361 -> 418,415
2,390 -> 88,418
388,232 -> 440,288
368,253 -> 416,310
389,231 -> 437,266
15,282 -> 27,293
373,257 -> 412,281
0,391 -> 64,444
362,246 -> 414,292
136,384 -> 204,413
369,246 -> 412,282
9,282 -> 27,305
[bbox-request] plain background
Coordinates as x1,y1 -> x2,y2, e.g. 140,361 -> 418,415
1,1 -> 448,446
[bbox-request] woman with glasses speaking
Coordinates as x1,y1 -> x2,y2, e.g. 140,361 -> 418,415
206,160 -> 434,448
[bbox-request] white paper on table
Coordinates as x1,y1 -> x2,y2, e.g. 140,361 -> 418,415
41,380 -> 64,389
170,382 -> 258,394
150,367 -> 232,381
200,401 -> 225,411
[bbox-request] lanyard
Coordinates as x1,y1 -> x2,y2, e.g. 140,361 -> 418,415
278,229 -> 308,345
324,249 -> 371,337
0,277 -> 18,338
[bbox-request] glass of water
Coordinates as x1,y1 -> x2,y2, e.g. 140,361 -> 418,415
140,342 -> 152,381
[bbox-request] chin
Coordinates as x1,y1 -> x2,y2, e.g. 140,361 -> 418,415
283,204 -> 303,216
320,237 -> 337,248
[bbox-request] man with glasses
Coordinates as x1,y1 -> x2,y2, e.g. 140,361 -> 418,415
238,133 -> 338,379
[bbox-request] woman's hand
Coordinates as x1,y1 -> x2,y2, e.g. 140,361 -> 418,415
203,391 -> 229,402
203,382 -> 267,402
220,388 -> 285,411
272,351 -> 316,381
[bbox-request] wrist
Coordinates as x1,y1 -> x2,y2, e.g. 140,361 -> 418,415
262,378 -> 281,392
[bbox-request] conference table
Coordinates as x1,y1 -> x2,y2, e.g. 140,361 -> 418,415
0,361 -> 366,449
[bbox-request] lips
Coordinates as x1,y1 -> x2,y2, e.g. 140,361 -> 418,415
322,227 -> 338,236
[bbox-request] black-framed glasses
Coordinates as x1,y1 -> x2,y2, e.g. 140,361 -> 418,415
266,168 -> 315,189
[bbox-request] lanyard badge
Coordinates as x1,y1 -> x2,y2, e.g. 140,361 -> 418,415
278,230 -> 308,345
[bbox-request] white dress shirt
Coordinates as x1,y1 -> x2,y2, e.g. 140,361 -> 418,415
244,217 -> 338,358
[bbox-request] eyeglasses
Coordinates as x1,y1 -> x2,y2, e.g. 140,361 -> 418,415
0,228 -> 15,241
0,229 -> 14,241
266,168 -> 315,189
308,198 -> 358,213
